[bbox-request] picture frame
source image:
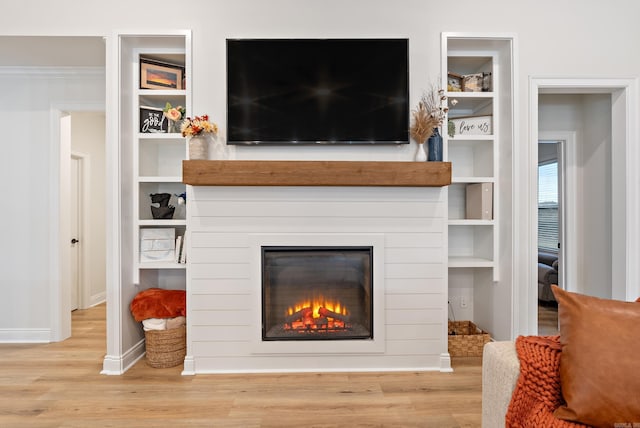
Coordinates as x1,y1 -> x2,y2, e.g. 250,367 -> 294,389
447,72 -> 463,92
462,72 -> 492,92
140,58 -> 184,90
139,106 -> 168,133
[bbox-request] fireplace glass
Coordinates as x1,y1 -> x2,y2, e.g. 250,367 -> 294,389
262,246 -> 373,341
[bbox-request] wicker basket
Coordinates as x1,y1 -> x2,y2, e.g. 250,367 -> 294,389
144,325 -> 186,368
448,321 -> 491,357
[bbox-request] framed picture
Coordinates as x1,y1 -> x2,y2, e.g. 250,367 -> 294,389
140,58 -> 184,90
139,106 -> 168,133
447,72 -> 463,92
462,72 -> 492,92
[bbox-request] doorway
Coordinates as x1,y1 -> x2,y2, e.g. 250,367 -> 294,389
537,140 -> 562,335
523,77 -> 639,336
56,110 -> 106,339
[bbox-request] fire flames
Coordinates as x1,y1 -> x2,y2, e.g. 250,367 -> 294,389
284,297 -> 350,332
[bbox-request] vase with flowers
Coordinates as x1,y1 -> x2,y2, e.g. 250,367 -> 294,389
181,114 -> 219,160
410,84 -> 448,161
163,102 -> 186,134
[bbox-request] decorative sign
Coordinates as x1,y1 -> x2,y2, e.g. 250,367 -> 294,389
140,106 -> 167,133
449,115 -> 492,136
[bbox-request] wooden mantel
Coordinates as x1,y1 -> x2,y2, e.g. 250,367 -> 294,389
182,160 -> 451,187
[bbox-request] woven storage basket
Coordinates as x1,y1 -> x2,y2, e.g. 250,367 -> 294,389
448,320 -> 491,357
144,325 -> 186,368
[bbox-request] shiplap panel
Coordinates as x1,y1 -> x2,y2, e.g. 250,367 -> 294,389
385,324 -> 442,340
385,247 -> 445,264
193,186 -> 444,202
187,294 -> 250,311
188,247 -> 250,263
189,355 -> 444,373
190,216 -> 444,233
385,339 -> 442,356
189,263 -> 250,279
384,278 -> 445,295
192,201 -> 445,219
192,341 -> 252,357
385,263 -> 444,279
190,278 -> 250,294
191,338 -> 441,358
190,310 -> 252,326
190,325 -> 251,341
385,308 -> 443,325
385,294 -> 443,310
186,185 -> 448,372
190,232 -> 250,248
385,233 -> 443,248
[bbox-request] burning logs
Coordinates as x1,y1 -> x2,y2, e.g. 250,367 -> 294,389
283,306 -> 350,331
284,307 -> 313,324
318,307 -> 350,323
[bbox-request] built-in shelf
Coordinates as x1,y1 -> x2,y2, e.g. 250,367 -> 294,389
182,160 -> 452,187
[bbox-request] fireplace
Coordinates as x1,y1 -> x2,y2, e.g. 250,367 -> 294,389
261,246 -> 373,341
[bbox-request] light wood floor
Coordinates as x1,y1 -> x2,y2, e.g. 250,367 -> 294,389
0,304 -> 482,427
538,302 -> 559,336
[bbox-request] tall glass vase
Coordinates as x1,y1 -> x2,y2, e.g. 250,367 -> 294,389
427,127 -> 443,161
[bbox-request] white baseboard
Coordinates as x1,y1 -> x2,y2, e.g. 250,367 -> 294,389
440,352 -> 453,372
0,328 -> 51,343
89,292 -> 106,307
181,355 -> 195,376
101,338 -> 145,375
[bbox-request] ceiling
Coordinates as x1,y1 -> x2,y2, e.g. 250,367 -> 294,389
0,36 -> 105,67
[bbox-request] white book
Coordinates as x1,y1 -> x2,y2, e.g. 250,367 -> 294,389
174,235 -> 183,263
179,234 -> 187,263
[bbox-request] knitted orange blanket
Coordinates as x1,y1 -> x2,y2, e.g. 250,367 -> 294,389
505,336 -> 589,427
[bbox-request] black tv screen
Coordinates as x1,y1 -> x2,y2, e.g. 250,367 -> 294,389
227,39 -> 409,145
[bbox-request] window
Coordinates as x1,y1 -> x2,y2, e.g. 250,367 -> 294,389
538,162 -> 559,252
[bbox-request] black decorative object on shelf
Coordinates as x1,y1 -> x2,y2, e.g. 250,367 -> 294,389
427,128 -> 443,162
150,193 -> 175,219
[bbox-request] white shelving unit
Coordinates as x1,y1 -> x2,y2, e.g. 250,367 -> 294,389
128,42 -> 191,287
445,54 -> 499,279
441,33 -> 515,339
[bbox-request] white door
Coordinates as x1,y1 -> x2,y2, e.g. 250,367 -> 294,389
70,156 -> 81,311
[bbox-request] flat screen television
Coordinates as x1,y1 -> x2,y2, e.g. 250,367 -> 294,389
226,38 -> 409,145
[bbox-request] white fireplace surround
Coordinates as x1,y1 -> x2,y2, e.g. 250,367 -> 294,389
249,234 -> 386,355
185,185 -> 450,374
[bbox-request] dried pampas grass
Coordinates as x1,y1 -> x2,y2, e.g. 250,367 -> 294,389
410,84 -> 449,144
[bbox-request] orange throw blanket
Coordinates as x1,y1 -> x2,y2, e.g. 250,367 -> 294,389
130,288 -> 186,322
505,336 -> 589,427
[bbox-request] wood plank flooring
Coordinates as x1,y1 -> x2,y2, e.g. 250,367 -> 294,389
0,304 -> 482,427
538,303 -> 559,336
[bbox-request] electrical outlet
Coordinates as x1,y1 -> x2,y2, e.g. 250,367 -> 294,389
460,296 -> 468,308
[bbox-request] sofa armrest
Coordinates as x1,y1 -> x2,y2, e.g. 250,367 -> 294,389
482,341 -> 520,428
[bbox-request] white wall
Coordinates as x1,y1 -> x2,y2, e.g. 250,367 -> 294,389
539,94 -> 612,298
0,68 -> 104,341
71,112 -> 107,307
